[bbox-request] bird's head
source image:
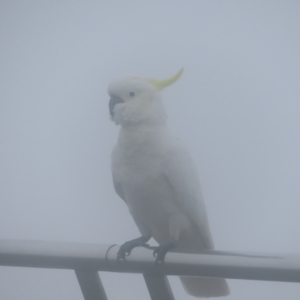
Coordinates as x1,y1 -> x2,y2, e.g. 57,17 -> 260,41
108,68 -> 183,126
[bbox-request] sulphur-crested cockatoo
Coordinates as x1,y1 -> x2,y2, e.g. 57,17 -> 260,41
108,68 -> 229,298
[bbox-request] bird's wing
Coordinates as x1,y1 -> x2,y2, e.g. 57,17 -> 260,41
111,144 -> 126,202
112,177 -> 126,202
163,139 -> 214,249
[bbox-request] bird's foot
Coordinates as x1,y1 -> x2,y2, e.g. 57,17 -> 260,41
153,237 -> 177,265
117,235 -> 151,262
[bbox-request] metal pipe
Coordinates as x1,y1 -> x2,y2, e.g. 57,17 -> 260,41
143,274 -> 175,300
75,270 -> 108,300
0,240 -> 111,271
0,239 -> 300,283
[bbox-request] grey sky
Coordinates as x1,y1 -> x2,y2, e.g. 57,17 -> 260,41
1,1 -> 300,299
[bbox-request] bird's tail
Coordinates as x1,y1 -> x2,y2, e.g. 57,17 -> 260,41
180,276 -> 230,298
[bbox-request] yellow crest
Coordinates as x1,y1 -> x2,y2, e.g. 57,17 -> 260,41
150,68 -> 184,91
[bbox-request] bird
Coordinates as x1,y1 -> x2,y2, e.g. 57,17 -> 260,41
108,68 -> 230,298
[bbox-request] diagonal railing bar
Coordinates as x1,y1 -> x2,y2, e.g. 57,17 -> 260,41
75,270 -> 107,300
0,239 -> 300,283
143,274 -> 175,300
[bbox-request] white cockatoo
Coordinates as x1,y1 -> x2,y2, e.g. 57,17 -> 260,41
108,68 -> 230,298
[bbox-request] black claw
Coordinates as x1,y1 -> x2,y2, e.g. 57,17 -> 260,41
143,244 -> 156,250
117,236 -> 151,262
153,237 -> 177,265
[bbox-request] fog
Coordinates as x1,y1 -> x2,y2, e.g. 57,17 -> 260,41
0,1 -> 300,299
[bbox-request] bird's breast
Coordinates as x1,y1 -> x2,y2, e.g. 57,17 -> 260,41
112,142 -> 181,237
111,127 -> 194,242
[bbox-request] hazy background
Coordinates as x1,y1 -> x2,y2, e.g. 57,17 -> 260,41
1,1 -> 300,299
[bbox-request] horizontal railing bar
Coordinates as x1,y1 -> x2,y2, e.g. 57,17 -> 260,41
0,239 -> 300,283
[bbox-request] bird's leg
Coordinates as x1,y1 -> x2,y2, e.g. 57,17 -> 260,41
117,235 -> 151,261
153,237 -> 177,264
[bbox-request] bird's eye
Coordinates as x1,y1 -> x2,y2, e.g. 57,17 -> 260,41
129,91 -> 135,97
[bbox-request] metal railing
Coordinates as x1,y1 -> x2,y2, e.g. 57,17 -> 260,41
0,239 -> 299,299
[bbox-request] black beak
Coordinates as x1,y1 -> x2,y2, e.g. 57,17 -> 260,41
109,96 -> 124,116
